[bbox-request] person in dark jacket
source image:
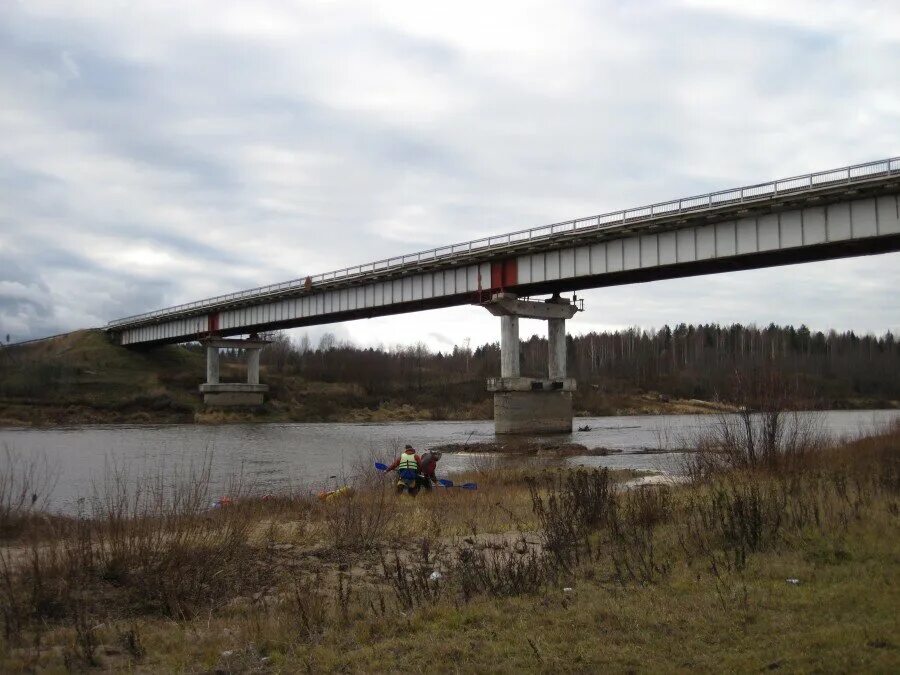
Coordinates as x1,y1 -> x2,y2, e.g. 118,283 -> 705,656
416,450 -> 442,491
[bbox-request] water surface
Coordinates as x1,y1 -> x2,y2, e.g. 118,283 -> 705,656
1,410 -> 896,512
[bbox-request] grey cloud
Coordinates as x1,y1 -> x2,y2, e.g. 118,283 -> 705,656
0,0 -> 898,346
0,252 -> 54,340
0,241 -> 46,278
0,253 -> 51,309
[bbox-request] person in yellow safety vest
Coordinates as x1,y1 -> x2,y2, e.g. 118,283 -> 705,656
387,444 -> 421,494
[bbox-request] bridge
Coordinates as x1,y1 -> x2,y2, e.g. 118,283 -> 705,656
106,157 -> 900,430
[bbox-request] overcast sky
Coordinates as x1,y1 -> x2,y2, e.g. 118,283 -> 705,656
1,0 -> 899,350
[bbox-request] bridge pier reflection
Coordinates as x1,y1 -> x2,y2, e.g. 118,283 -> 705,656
485,293 -> 580,434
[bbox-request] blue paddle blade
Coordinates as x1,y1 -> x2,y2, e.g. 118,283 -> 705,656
374,462 -> 388,472
436,479 -> 477,490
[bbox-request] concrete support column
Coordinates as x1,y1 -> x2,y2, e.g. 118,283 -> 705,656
548,318 -> 566,380
484,292 -> 580,435
206,345 -> 220,384
500,315 -> 520,377
200,338 -> 270,406
246,349 -> 261,385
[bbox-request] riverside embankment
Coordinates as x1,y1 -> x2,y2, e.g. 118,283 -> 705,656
2,329 -> 896,427
0,420 -> 897,672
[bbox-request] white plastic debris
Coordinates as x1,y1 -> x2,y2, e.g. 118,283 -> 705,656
786,578 -> 801,585
429,571 -> 442,581
563,587 -> 574,593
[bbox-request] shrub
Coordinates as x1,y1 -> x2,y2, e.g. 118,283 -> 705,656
379,543 -> 444,610
453,543 -> 551,600
0,454 -> 270,644
528,468 -> 613,569
321,473 -> 393,551
683,369 -> 830,479
608,486 -> 674,584
684,409 -> 828,480
82,456 -> 261,618
0,445 -> 58,540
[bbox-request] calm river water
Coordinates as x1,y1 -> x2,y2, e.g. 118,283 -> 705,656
1,410 -> 897,512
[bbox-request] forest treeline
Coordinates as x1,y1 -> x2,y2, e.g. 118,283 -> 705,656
237,323 -> 900,410
0,325 -> 897,425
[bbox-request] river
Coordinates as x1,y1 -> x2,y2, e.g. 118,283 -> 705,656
1,410 -> 897,512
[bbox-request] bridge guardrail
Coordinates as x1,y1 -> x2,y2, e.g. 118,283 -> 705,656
107,156 -> 900,328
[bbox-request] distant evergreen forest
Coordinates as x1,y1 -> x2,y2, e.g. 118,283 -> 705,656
251,323 -> 900,409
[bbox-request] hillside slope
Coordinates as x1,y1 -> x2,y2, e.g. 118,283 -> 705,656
0,330 -> 204,425
0,330 -> 492,426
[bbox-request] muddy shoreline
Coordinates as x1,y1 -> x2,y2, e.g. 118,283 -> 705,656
430,440 -> 696,457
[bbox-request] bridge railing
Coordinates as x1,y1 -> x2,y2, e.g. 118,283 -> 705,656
108,156 -> 900,328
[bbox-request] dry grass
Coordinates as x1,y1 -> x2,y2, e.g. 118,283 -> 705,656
0,422 -> 898,672
0,454 -> 280,665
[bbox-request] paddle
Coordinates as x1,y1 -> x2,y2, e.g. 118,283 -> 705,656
374,461 -> 388,472
437,479 -> 478,490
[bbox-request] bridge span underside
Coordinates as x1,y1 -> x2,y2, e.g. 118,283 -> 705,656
114,190 -> 900,347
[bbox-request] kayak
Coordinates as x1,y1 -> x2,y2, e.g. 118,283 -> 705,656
317,485 -> 353,502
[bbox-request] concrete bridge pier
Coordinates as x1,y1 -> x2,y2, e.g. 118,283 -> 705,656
485,293 -> 579,434
500,315 -> 520,377
199,337 -> 270,406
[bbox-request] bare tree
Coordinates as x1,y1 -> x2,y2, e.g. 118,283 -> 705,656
261,331 -> 293,374
318,333 -> 336,352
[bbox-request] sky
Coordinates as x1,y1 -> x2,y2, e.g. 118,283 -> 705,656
1,0 -> 899,351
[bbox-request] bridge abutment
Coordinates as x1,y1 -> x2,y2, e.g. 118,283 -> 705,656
485,293 -> 579,434
199,338 -> 270,406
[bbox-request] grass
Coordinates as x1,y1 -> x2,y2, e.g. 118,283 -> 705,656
0,330 -> 202,425
0,422 -> 898,672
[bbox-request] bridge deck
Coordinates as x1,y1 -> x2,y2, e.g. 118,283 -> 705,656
108,157 -> 900,345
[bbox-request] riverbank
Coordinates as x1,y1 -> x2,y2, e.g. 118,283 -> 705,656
2,330 -> 896,428
0,395 -> 740,427
431,440 -> 633,456
0,394 -> 743,427
0,422 -> 897,671
0,381 -> 744,427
